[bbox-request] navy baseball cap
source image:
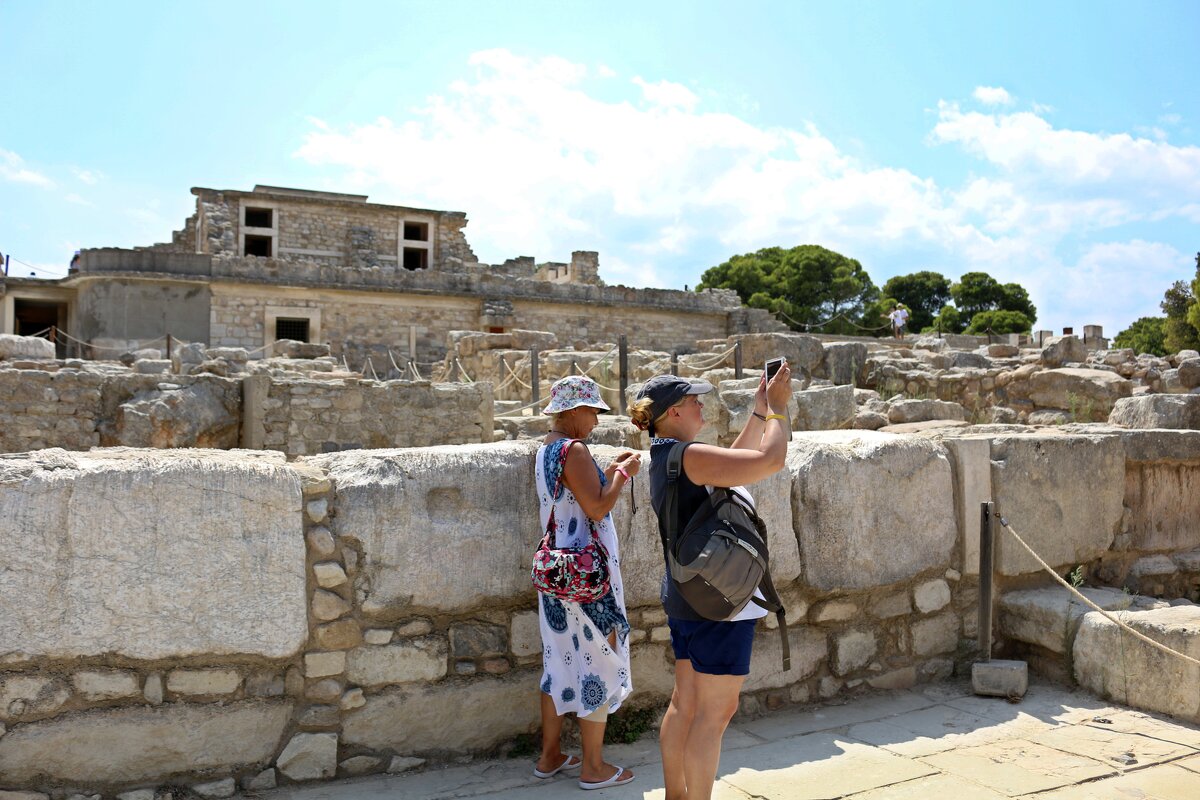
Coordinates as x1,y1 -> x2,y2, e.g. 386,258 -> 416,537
635,375 -> 713,430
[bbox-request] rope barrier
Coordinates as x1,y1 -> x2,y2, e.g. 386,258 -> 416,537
580,344 -> 619,378
387,349 -> 404,376
453,358 -> 475,384
52,328 -> 169,352
501,357 -> 532,389
775,308 -> 891,334
409,361 -> 424,381
999,515 -> 1200,669
678,343 -> 738,372
363,357 -> 379,381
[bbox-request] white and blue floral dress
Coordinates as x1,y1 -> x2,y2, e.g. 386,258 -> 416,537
536,438 -> 633,717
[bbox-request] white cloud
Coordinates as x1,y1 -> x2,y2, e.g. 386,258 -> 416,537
292,50 -> 1196,335
973,86 -> 1013,106
71,167 -> 103,185
1,148 -> 53,188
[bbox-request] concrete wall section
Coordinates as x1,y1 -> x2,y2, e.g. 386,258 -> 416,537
74,277 -> 211,345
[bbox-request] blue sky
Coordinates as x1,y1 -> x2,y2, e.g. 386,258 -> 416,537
2,0 -> 1198,336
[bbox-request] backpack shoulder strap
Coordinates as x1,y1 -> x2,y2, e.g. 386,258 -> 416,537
662,441 -> 690,554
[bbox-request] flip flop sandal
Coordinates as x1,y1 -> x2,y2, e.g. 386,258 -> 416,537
579,765 -> 634,790
533,754 -> 582,779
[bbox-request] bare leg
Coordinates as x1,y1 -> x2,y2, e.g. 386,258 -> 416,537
578,711 -> 633,784
661,659 -> 698,800
682,672 -> 744,800
535,691 -> 572,774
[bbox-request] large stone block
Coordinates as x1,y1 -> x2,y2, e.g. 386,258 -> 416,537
888,399 -> 966,425
1109,394 -> 1200,430
0,334 -> 55,361
793,385 -> 856,432
989,434 -> 1123,576
787,431 -> 956,591
0,700 -> 293,785
1124,457 -> 1200,552
744,626 -> 828,691
940,437 -> 992,576
1026,368 -> 1132,418
0,449 -> 307,660
822,342 -> 868,386
346,638 -> 449,686
729,333 -> 826,375
998,586 -> 1146,655
1073,606 -> 1200,722
308,442 -> 541,615
342,671 -> 539,753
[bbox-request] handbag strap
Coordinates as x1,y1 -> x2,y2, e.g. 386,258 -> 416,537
543,437 -> 588,546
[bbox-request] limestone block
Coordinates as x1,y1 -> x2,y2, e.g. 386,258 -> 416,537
0,699 -> 292,784
1131,554 -> 1179,578
116,790 -> 154,800
305,651 -> 347,678
998,586 -> 1139,655
1026,368 -> 1132,417
939,437 -> 992,576
306,526 -> 336,556
0,449 -> 306,661
745,626 -> 828,691
277,732 -> 338,781
313,561 -> 348,588
1179,358 -> 1200,389
450,621 -> 507,658
811,599 -> 858,623
0,675 -> 70,722
72,670 -> 140,700
132,359 -> 171,375
989,433 -> 1123,576
869,591 -> 911,618
387,756 -> 426,774
627,643 -> 677,704
342,671 -> 539,753
729,333 -> 826,375
867,666 -> 917,690
793,385 -> 856,432
510,611 -> 541,658
192,778 -> 235,798
1109,394 -> 1200,430
912,612 -> 959,656
1040,336 -> 1088,368
788,431 -> 956,591
718,379 -> 803,436
914,579 -> 951,613
346,637 -> 448,686
1123,439 -> 1200,552
340,755 -> 383,776
887,399 -> 966,425
166,669 -> 240,696
972,659 -> 1028,698
111,382 -> 241,448
988,344 -> 1020,358
242,769 -> 276,791
1073,606 -> 1200,722
313,619 -> 362,650
307,442 -> 541,614
833,630 -> 877,675
0,334 -> 55,360
312,590 -> 351,621
364,628 -> 394,645
822,342 -> 869,386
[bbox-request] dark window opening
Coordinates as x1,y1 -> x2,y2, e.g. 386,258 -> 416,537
403,247 -> 428,270
488,326 -> 505,334
403,222 -> 429,241
244,235 -> 272,257
275,318 -> 310,342
244,207 -> 273,228
13,299 -> 68,356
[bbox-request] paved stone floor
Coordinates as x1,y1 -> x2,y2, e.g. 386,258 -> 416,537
253,679 -> 1200,799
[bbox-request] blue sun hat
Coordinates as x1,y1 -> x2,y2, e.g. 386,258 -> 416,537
542,375 -> 612,415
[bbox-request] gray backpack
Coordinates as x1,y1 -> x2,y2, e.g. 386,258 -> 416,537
664,443 -> 790,669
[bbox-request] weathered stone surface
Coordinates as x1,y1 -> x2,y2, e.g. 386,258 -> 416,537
312,590 -> 351,621
627,643 -> 677,704
510,611 -> 540,658
1040,336 -> 1088,367
306,526 -> 336,556
788,431 -> 956,591
243,769 -> 277,791
1027,368 -> 1132,418
972,659 -> 1027,698
823,342 -> 868,386
912,612 -> 959,656
1109,394 -> 1200,429
313,561 -> 348,588
0,699 -> 292,784
346,637 -> 449,687
245,670 -> 285,697
110,382 -> 240,448
450,621 -> 507,659
833,630 -> 877,675
305,651 -> 347,678
342,671 -> 539,752
339,755 -> 383,776
888,399 -> 966,425
794,385 -> 856,432
308,442 -> 541,614
387,756 -> 426,774
999,585 -> 1143,655
0,675 -> 70,722
166,669 -> 240,696
192,778 -> 235,798
277,732 -> 338,781
1074,606 -> 1200,722
869,591 -> 912,619
913,579 -> 951,613
1178,358 -> 1200,389
72,670 -> 140,700
730,333 -> 826,376
867,666 -> 917,690
990,434 -> 1123,576
745,626 -> 828,691
313,619 -> 362,650
0,334 -> 55,361
718,378 -> 803,436
1131,554 -> 1179,577
811,599 -> 858,623
0,449 -> 306,660
364,628 -> 394,645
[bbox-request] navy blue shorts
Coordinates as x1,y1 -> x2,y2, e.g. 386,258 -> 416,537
668,617 -> 757,676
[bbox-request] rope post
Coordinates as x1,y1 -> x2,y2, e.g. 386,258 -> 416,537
978,501 -> 995,661
166,334 -> 173,360
618,335 -> 628,415
671,352 -> 678,377
733,340 -> 743,379
49,326 -> 57,344
572,359 -> 580,376
530,348 -> 540,408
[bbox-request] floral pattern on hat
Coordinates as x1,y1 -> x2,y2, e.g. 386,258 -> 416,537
542,375 -> 612,415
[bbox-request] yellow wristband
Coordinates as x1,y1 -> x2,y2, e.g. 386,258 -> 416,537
765,414 -> 787,422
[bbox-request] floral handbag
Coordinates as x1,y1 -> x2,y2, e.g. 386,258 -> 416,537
531,439 -> 612,604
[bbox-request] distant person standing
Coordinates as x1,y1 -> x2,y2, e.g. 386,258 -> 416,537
888,305 -> 909,339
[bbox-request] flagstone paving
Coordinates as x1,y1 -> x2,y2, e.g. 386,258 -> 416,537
246,678 -> 1200,800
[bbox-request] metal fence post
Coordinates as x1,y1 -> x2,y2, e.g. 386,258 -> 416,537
978,501 -> 995,661
166,333 -> 173,361
671,352 -> 678,377
733,340 -> 743,379
618,335 -> 628,414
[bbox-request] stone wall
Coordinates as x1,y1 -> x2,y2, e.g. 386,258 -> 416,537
1,429 -> 1197,794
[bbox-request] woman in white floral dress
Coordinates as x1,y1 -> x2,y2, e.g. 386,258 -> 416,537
533,376 -> 639,791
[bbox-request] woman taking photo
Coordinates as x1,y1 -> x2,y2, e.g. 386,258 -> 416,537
533,375 -> 640,790
630,364 -> 792,800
